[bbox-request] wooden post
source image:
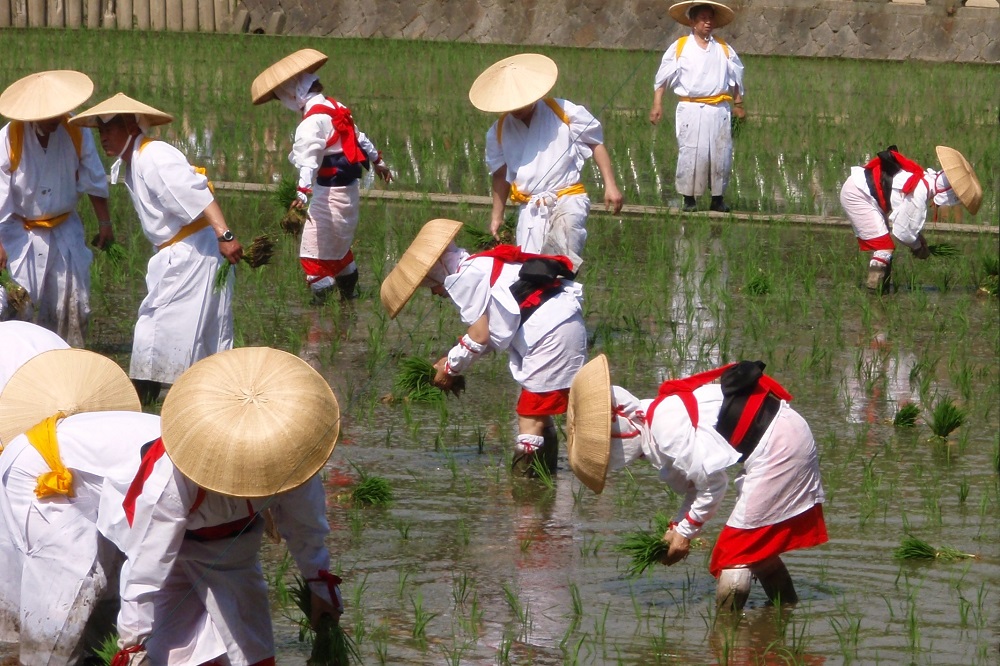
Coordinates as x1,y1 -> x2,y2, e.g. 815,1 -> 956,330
66,0 -> 84,27
165,0 -> 181,30
133,0 -> 148,29
117,0 -> 133,28
102,0 -> 115,27
181,0 -> 195,30
47,0 -> 64,26
213,0 -> 229,30
197,0 -> 214,32
149,0 -> 165,29
0,0 -> 12,27
85,0 -> 99,27
12,0 -> 27,27
27,0 -> 44,26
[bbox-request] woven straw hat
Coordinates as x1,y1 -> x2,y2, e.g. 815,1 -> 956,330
380,219 -> 464,319
566,354 -> 613,494
668,1 -> 735,28
251,48 -> 328,105
160,347 -> 340,498
935,146 -> 982,215
0,348 -> 140,446
469,53 -> 559,114
70,92 -> 173,128
0,70 -> 94,121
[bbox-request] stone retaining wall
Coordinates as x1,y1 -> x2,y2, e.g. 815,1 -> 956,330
234,0 -> 999,63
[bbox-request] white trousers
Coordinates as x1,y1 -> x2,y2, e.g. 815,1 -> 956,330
674,101 -> 733,197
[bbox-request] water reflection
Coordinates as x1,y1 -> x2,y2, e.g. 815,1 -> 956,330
839,332 -> 921,426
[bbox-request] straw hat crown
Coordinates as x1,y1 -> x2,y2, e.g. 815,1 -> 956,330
935,146 -> 982,215
380,219 -> 464,319
0,70 -> 94,121
251,48 -> 328,105
70,92 -> 173,128
160,347 -> 340,498
668,1 -> 736,28
0,348 -> 140,445
566,354 -> 613,494
469,53 -> 559,114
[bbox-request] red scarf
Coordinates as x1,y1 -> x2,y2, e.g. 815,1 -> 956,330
864,149 -> 925,212
470,244 -> 574,286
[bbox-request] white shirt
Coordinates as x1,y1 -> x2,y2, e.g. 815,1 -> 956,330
654,33 -> 745,98
848,166 -> 952,248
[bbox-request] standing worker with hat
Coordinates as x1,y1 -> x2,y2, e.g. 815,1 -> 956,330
839,144 -> 982,292
69,93 -> 243,406
650,2 -> 745,213
252,48 -> 392,302
0,349 -> 151,665
566,356 -> 827,612
109,347 -> 343,665
470,53 -> 623,271
0,70 -> 115,346
381,219 -> 587,476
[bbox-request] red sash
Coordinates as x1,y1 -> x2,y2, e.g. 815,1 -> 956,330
470,244 -> 574,287
303,97 -> 365,165
864,149 -> 925,213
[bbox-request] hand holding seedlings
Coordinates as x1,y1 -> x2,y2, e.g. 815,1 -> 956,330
658,529 -> 691,566
310,589 -> 343,630
432,356 -> 456,391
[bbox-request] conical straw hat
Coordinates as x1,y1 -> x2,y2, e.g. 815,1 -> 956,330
566,354 -> 613,494
0,70 -> 94,121
380,219 -> 464,319
469,53 -> 559,114
935,146 -> 982,215
69,92 -> 173,128
160,347 -> 340,498
0,348 -> 140,446
668,1 -> 735,28
251,48 -> 328,105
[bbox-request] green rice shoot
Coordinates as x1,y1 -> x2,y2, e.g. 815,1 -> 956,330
273,175 -> 299,211
461,217 -> 516,251
393,355 -> 466,402
92,236 -> 128,266
92,632 -> 119,666
214,262 -> 234,292
926,243 -> 958,257
615,512 -> 673,578
980,256 -> 999,296
351,474 -> 393,506
928,397 -> 967,439
289,576 -> 361,666
0,270 -> 30,315
893,403 -> 921,428
745,270 -> 771,296
243,234 -> 277,269
892,534 -> 975,561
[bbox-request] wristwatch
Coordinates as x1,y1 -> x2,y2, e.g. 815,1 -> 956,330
218,230 -> 235,243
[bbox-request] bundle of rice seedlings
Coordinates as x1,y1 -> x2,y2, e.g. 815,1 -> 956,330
979,256 -> 999,296
928,397 -> 966,439
926,243 -> 958,257
892,535 -> 975,561
281,206 -> 307,236
289,576 -> 360,666
893,403 -> 920,428
350,462 -> 393,506
92,632 -> 119,665
274,176 -> 306,236
731,113 -> 746,138
462,218 -> 516,251
393,355 -> 466,402
745,270 -> 771,296
614,513 -> 672,577
243,234 -> 276,269
0,270 -> 30,315
91,235 -> 128,266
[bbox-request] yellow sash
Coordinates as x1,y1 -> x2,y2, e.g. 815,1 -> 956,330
158,216 -> 210,251
509,181 -> 586,205
676,35 -> 730,61
497,97 -> 570,148
678,94 -> 734,105
25,412 -> 73,499
22,211 -> 71,230
7,117 -> 83,173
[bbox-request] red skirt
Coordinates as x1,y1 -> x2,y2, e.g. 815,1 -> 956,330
709,504 -> 827,577
516,387 -> 569,417
857,234 -> 895,252
300,251 -> 354,284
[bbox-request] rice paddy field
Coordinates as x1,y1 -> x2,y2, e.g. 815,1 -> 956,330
2,30 -> 999,666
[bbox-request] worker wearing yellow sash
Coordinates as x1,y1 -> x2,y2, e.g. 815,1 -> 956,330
0,349 -> 148,665
470,54 -> 623,272
650,2 -> 745,213
0,71 -> 114,346
70,94 -> 242,405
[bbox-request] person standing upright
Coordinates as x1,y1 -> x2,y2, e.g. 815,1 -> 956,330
0,70 -> 114,346
70,94 -> 242,406
650,2 -> 745,213
252,49 -> 392,302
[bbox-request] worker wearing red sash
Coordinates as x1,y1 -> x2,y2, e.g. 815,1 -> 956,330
381,219 -> 587,476
567,356 -> 826,611
252,49 -> 391,301
839,145 -> 982,292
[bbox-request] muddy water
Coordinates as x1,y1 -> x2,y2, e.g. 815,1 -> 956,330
2,201 -> 997,665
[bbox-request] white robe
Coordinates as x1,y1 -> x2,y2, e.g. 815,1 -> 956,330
0,411 -> 160,666
443,255 -> 587,393
122,137 -> 233,384
485,99 -> 602,261
654,34 -> 744,197
112,448 -> 333,666
0,122 -> 108,346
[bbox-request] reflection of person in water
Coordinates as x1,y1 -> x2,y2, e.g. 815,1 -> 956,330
567,355 -> 827,612
841,332 -> 921,426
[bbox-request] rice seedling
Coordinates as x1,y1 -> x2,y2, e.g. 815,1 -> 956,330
92,632 -> 119,665
928,397 -> 967,439
92,237 -> 129,266
615,512 -> 672,578
893,403 -> 921,428
0,270 -> 31,316
927,243 -> 959,257
410,593 -> 438,644
892,535 -> 975,561
392,355 -> 465,402
243,234 -> 277,269
460,218 -> 515,250
288,576 -> 362,665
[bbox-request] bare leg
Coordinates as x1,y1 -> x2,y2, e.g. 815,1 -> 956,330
751,557 -> 798,607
